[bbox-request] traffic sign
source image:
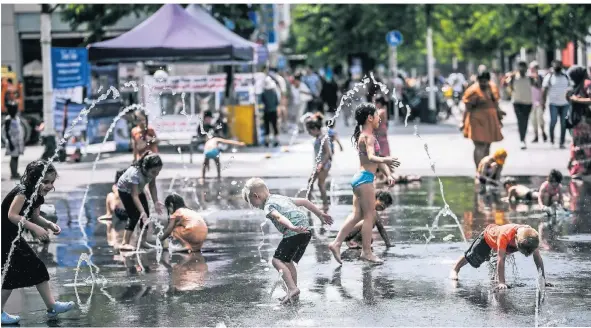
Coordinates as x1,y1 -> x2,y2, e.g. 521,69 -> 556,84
386,30 -> 403,47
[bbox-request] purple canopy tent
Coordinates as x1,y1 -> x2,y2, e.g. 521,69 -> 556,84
185,4 -> 268,65
88,4 -> 254,63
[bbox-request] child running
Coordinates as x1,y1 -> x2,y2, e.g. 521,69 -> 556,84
306,114 -> 332,212
117,152 -> 164,251
345,190 -> 394,249
502,177 -> 539,204
242,178 -> 333,304
450,223 -> 551,289
99,169 -> 128,246
1,161 -> 75,324
538,169 -> 565,210
477,148 -> 507,192
202,136 -> 245,181
159,193 -> 208,253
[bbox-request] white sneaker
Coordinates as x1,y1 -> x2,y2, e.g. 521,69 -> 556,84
46,301 -> 75,319
521,142 -> 527,150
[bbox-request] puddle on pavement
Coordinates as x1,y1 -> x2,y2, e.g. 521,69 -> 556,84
5,176 -> 591,326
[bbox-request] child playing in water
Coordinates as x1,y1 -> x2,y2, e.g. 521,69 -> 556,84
131,110 -> 158,162
201,136 -> 246,181
99,169 -> 128,246
117,152 -> 164,250
160,193 -> 208,253
477,148 -> 507,192
305,115 -> 333,212
325,119 -> 344,154
502,177 -> 539,204
345,190 -> 394,249
450,223 -> 550,289
242,178 -> 333,304
1,161 -> 75,324
538,169 -> 565,210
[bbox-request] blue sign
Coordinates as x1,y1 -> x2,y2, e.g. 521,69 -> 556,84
51,47 -> 89,89
386,30 -> 403,47
277,55 -> 287,70
53,99 -> 86,135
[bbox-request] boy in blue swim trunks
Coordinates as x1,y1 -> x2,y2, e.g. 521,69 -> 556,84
202,137 -> 245,181
242,177 -> 333,304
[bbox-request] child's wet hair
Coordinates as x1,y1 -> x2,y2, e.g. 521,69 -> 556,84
134,109 -> 148,126
241,177 -> 267,204
351,103 -> 377,149
164,193 -> 187,216
375,95 -> 388,108
548,169 -> 563,184
375,190 -> 393,208
21,160 -> 58,196
115,169 -> 126,185
516,227 -> 539,256
134,151 -> 163,172
502,176 -> 517,188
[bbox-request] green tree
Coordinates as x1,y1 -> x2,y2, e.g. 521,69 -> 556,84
59,4 -> 259,44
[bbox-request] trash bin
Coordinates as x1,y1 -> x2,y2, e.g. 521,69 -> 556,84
227,105 -> 256,145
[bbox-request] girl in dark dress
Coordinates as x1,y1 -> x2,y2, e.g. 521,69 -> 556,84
1,161 -> 74,324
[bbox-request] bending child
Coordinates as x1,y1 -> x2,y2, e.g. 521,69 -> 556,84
538,169 -> 564,210
99,169 -> 128,246
345,190 -> 394,249
202,137 -> 246,181
159,193 -> 208,253
1,161 -> 74,324
117,152 -> 164,250
242,178 -> 333,304
477,148 -> 507,192
450,223 -> 551,289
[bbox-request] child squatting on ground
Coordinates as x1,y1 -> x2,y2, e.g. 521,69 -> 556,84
1,161 -> 75,325
450,223 -> 552,289
345,190 -> 394,249
242,178 -> 333,304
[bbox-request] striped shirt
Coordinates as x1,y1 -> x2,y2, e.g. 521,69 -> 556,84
542,73 -> 570,106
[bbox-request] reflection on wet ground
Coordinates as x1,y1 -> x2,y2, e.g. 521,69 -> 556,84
6,176 -> 591,326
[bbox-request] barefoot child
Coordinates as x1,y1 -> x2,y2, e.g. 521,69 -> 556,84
117,152 -> 164,250
477,148 -> 507,192
202,137 -> 246,181
345,190 -> 394,249
538,169 -> 564,210
306,115 -> 332,212
450,224 -> 550,289
325,119 -> 344,155
1,161 -> 75,324
242,178 -> 333,304
502,177 -> 539,204
159,193 -> 208,253
99,169 -> 128,246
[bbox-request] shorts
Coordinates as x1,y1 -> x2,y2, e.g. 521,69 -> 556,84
204,148 -> 221,160
273,232 -> 312,263
464,232 -> 491,268
351,170 -> 375,189
524,191 -> 533,202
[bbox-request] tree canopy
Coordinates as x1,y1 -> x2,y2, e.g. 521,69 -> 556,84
289,4 -> 591,68
59,4 -> 258,44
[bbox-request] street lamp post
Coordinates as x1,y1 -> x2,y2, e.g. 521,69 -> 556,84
426,4 -> 436,111
40,4 -> 56,160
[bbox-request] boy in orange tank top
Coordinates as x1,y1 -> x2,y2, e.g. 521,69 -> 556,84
450,223 -> 551,289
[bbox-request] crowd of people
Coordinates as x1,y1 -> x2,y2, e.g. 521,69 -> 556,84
1,61 -> 590,322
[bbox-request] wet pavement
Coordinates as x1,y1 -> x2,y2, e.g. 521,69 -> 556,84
3,176 -> 591,327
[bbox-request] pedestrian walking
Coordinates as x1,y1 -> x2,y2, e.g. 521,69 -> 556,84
261,76 -> 280,147
566,65 -> 591,178
529,61 -> 547,143
508,61 -> 534,149
291,73 -> 313,132
2,94 -> 24,179
461,70 -> 504,170
543,60 -> 571,149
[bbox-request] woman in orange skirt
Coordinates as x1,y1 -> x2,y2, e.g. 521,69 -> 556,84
461,70 -> 504,169
160,193 -> 208,252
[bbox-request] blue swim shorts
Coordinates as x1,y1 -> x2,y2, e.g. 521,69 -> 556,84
351,170 -> 375,189
204,148 -> 221,159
